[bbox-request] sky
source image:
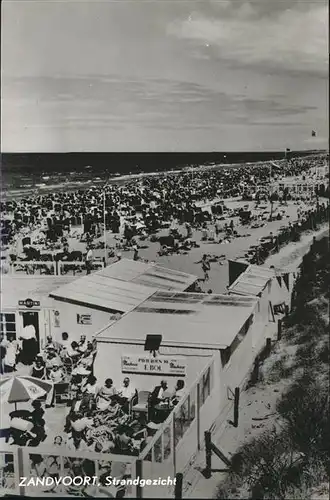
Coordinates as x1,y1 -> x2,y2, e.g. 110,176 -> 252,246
1,0 -> 328,152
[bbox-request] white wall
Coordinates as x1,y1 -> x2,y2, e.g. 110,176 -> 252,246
51,301 -> 114,343
94,304 -> 272,479
222,323 -> 254,391
175,311 -> 270,474
94,342 -> 213,393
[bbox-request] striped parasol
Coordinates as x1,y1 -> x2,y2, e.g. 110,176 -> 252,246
0,375 -> 52,409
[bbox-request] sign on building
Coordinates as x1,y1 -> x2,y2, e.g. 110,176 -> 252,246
54,310 -> 60,328
121,354 -> 186,376
77,314 -> 92,325
109,313 -> 122,322
18,298 -> 40,308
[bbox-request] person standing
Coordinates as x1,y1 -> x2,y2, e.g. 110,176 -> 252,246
201,254 -> 211,281
21,326 -> 38,366
1,335 -> 19,373
215,221 -> 221,238
186,222 -> 192,239
133,245 -> 139,261
85,246 -> 93,275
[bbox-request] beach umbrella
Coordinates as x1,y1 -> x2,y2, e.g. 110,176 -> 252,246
0,375 -> 52,410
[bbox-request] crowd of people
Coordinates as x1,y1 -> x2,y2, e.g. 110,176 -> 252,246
1,328 -> 187,497
0,154 -> 328,275
0,154 -> 328,496
1,327 -> 38,374
5,329 -> 187,461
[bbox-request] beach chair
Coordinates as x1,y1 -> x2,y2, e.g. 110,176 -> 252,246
131,391 -> 151,420
54,382 -> 70,406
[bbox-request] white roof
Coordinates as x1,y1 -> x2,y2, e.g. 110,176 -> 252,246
97,258 -> 197,291
96,291 -> 258,350
1,276 -> 74,309
49,276 -> 154,314
228,265 -> 276,296
49,259 -> 197,314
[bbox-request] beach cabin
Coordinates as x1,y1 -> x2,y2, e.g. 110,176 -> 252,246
0,276 -> 74,351
48,259 -> 198,342
227,263 -> 296,338
93,290 -> 270,497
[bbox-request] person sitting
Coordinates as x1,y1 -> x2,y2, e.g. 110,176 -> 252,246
30,355 -> 46,379
59,331 -> 70,353
43,335 -> 60,354
66,433 -> 89,452
44,454 -> 61,484
72,358 -> 92,377
77,334 -> 88,354
30,400 -> 45,423
117,377 -> 137,411
87,435 -> 115,454
69,374 -> 82,401
67,390 -> 85,417
66,341 -> 81,365
115,426 -> 133,453
80,374 -> 99,411
104,398 -> 121,420
70,412 -> 93,436
49,363 -> 65,384
96,378 -> 116,410
150,380 -> 168,407
85,416 -> 115,451
82,374 -> 99,396
171,379 -> 185,406
28,415 -> 47,446
53,435 -> 66,447
45,350 -> 62,376
45,363 -> 65,408
75,344 -> 95,374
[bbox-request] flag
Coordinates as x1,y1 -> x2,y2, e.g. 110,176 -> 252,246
228,259 -> 249,287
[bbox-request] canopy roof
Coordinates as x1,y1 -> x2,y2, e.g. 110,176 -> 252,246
1,276 -> 74,309
96,290 -> 258,350
49,259 -> 197,314
228,265 -> 276,296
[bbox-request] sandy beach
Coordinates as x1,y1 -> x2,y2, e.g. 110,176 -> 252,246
85,197 -> 322,294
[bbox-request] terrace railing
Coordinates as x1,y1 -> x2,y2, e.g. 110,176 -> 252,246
7,260 -> 104,276
57,260 -> 104,276
0,443 -> 139,498
9,261 -> 57,276
138,355 -> 216,498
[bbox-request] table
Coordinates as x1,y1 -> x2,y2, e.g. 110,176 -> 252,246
152,403 -> 173,423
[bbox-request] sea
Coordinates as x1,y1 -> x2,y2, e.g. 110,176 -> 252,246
1,150 -> 322,200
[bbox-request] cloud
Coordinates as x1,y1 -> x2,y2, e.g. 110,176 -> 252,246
168,2 -> 328,74
1,1 -> 327,151
3,74 -> 318,126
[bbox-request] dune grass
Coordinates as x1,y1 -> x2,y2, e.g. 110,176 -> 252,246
216,236 -> 330,499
